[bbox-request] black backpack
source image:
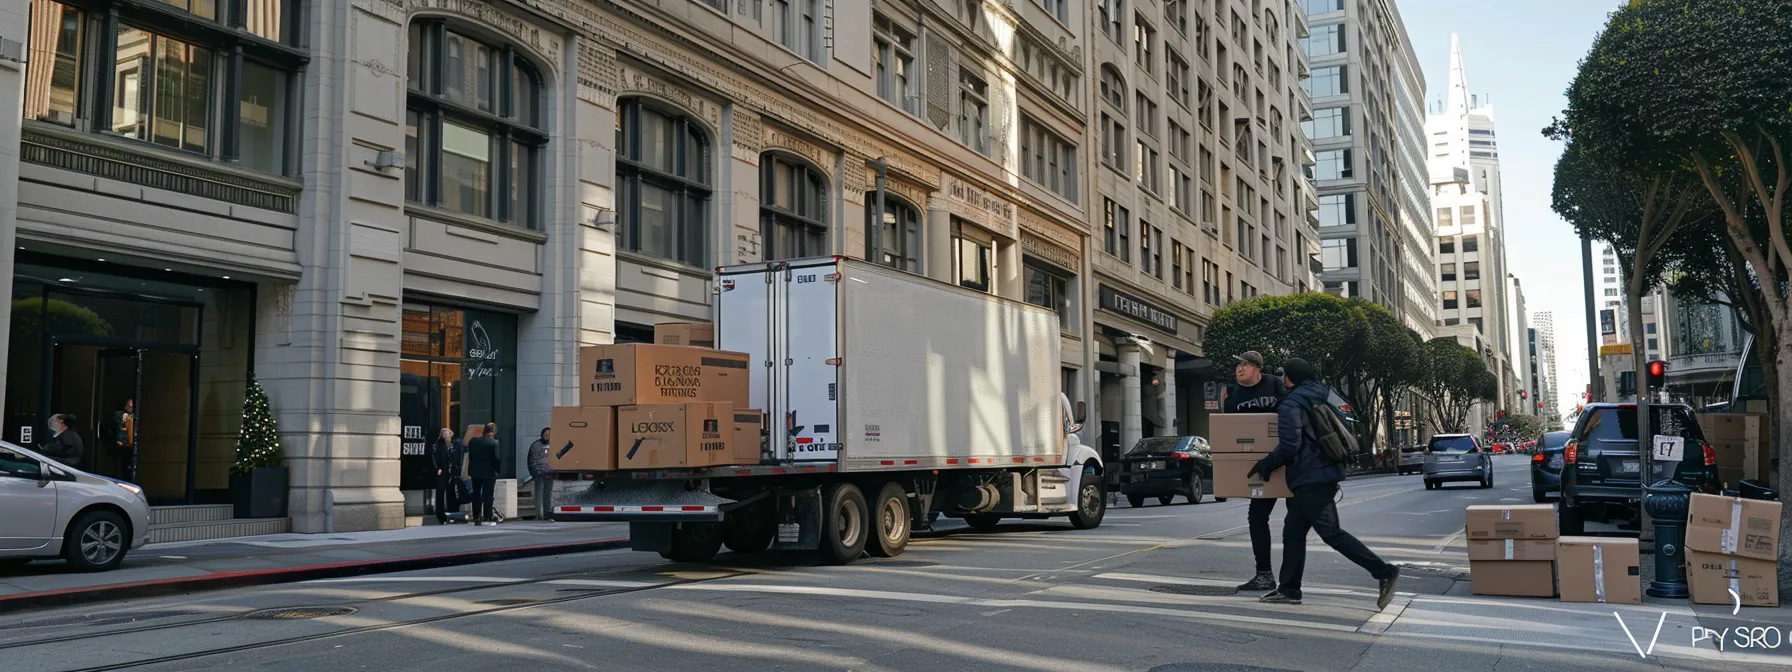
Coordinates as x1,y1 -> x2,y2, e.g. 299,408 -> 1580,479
1304,401 -> 1357,465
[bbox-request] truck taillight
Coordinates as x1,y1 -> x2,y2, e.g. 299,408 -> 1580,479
1564,440 -> 1577,465
1703,442 -> 1717,467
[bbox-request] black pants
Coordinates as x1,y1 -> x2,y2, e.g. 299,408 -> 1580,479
1247,498 -> 1278,573
470,478 -> 497,521
435,475 -> 459,521
1278,482 -> 1394,598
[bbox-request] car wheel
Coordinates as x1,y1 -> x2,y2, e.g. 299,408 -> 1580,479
1424,480 -> 1437,491
818,483 -> 870,565
1127,494 -> 1146,508
63,510 -> 129,572
1186,472 -> 1205,505
1480,471 -> 1493,489
1067,466 -> 1107,530
867,482 -> 910,558
1557,501 -> 1587,536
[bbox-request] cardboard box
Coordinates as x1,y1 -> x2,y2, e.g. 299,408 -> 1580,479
1687,493 -> 1782,562
1212,452 -> 1292,498
617,402 -> 736,469
654,322 -> 715,348
1688,549 -> 1780,607
1467,539 -> 1557,562
1699,413 -> 1771,481
1209,413 -> 1280,454
579,344 -> 751,408
1556,537 -> 1642,604
1469,560 -> 1557,597
1465,504 -> 1559,540
549,406 -> 616,471
732,408 -> 764,465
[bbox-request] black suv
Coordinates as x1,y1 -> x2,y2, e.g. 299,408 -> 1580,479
1558,403 -> 1717,534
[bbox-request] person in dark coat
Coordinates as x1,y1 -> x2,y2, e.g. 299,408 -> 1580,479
430,428 -> 466,524
43,413 -> 85,470
1224,351 -> 1287,593
466,423 -> 503,526
1250,358 -> 1399,609
526,427 -> 553,520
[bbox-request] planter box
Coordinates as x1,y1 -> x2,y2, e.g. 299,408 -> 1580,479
231,466 -> 289,519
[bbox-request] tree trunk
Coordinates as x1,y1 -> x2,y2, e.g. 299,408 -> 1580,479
1775,326 -> 1792,593
1625,283 -> 1655,542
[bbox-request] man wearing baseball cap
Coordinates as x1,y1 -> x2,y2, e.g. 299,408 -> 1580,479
1224,350 -> 1285,593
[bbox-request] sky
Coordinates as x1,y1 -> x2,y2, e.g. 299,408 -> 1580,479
1397,0 -> 1625,420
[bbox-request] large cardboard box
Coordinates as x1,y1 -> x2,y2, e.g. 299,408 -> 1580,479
1688,549 -> 1780,607
1467,539 -> 1557,562
1209,413 -> 1279,454
579,344 -> 751,408
1465,504 -> 1559,540
617,402 -> 737,469
732,408 -> 765,465
1687,493 -> 1782,562
654,322 -> 715,348
1212,452 -> 1292,498
1557,537 -> 1642,604
1699,413 -> 1771,481
1469,560 -> 1557,597
549,406 -> 615,471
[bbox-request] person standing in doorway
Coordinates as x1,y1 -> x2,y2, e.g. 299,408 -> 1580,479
430,428 -> 466,524
112,399 -> 137,482
526,427 -> 554,521
467,423 -> 502,526
1224,351 -> 1287,593
43,414 -> 85,470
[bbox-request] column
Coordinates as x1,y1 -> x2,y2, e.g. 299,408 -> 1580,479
0,0 -> 25,438
1120,344 -> 1143,453
995,239 -> 1022,301
1160,350 -> 1178,436
925,195 -> 953,284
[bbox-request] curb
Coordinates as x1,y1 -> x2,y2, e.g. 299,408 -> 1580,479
0,536 -> 630,614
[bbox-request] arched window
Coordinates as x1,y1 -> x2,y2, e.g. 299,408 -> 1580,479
405,21 -> 545,229
615,99 -> 711,266
1098,65 -> 1127,110
865,194 -> 920,273
760,154 -> 829,260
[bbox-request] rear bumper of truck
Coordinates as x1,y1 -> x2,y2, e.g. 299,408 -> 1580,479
551,504 -> 724,523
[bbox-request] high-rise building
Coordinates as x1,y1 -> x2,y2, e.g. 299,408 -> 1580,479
1508,274 -> 1534,417
1532,310 -> 1563,424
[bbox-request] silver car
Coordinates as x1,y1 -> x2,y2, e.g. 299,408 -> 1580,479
0,441 -> 151,571
1422,434 -> 1493,490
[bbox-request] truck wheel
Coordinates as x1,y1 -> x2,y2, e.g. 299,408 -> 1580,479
819,483 -> 869,565
724,517 -> 775,555
660,522 -> 723,563
868,482 -> 910,558
962,514 -> 1002,531
1557,501 -> 1587,536
1068,466 -> 1106,530
1186,472 -> 1205,504
1126,494 -> 1146,508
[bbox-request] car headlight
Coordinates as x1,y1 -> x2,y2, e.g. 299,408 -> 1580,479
115,482 -> 144,498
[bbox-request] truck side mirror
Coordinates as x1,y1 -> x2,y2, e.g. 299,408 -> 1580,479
1075,401 -> 1087,424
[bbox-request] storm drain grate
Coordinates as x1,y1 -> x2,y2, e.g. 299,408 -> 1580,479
244,606 -> 357,620
476,598 -> 537,606
1148,585 -> 1239,596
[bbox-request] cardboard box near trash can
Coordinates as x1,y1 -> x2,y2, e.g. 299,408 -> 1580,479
1686,492 -> 1783,562
1208,413 -> 1279,454
1556,537 -> 1641,604
1687,549 -> 1780,607
1211,452 -> 1292,498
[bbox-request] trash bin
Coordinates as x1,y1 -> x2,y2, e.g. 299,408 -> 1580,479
1727,479 -> 1780,501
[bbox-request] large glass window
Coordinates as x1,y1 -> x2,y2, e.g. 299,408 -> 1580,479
1305,66 -> 1347,98
617,100 -> 712,266
761,153 -> 830,261
954,222 -> 993,293
1025,262 -> 1073,331
1103,199 -> 1131,262
1318,194 -> 1354,228
873,14 -> 918,115
1321,238 -> 1357,270
959,69 -> 990,155
399,304 -> 519,491
866,194 -> 921,273
1315,149 -> 1352,180
1302,23 -> 1345,57
1303,107 -> 1349,139
407,22 -> 544,228
1020,115 -> 1077,202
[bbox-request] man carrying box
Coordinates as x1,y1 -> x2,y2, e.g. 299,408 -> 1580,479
1250,358 -> 1400,609
1226,350 -> 1287,593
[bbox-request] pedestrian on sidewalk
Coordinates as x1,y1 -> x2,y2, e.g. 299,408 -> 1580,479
431,428 -> 467,524
42,413 -> 85,470
467,422 -> 502,526
527,427 -> 554,521
1249,358 -> 1400,609
1224,351 -> 1286,593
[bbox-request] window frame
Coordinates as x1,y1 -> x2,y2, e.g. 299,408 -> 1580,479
872,13 -> 919,115
760,152 -> 832,261
615,99 -> 713,266
958,68 -> 991,155
865,192 -> 922,273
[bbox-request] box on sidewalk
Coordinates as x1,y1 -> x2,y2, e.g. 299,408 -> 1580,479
1465,504 -> 1559,540
1209,413 -> 1279,454
1469,560 -> 1557,597
579,343 -> 751,408
733,408 -> 765,465
1686,492 -> 1782,562
1687,549 -> 1780,607
1699,413 -> 1771,483
1556,537 -> 1641,604
549,406 -> 616,471
1467,539 -> 1557,562
1211,452 -> 1292,498
618,402 -> 738,469
654,322 -> 715,348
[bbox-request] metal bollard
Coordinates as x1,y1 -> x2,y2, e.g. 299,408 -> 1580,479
1643,478 -> 1692,599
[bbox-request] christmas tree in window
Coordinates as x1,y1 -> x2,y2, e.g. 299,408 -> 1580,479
232,375 -> 286,475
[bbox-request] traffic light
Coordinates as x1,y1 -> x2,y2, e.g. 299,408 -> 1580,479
1646,360 -> 1667,389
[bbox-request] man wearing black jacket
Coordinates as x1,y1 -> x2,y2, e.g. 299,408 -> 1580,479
430,428 -> 466,524
1224,351 -> 1286,592
466,423 -> 503,526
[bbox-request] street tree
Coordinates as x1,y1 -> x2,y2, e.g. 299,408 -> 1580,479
1343,298 -> 1424,455
1202,292 -> 1369,384
1417,338 -> 1497,433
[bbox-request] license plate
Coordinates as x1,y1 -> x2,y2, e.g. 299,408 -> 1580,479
1618,460 -> 1639,474
777,523 -> 800,543
1138,461 -> 1162,470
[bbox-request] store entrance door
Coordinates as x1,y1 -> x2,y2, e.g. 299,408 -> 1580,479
48,339 -> 198,504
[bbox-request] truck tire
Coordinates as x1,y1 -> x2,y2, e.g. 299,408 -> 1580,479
1126,494 -> 1146,508
962,514 -> 1002,531
724,517 -> 775,555
1068,466 -> 1106,530
660,522 -> 723,563
868,482 -> 910,558
819,483 -> 869,565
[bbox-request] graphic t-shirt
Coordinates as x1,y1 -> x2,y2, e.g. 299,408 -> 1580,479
1224,374 -> 1286,413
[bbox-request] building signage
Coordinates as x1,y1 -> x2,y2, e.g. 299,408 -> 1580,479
1021,231 -> 1079,271
1099,285 -> 1179,334
941,174 -> 1018,240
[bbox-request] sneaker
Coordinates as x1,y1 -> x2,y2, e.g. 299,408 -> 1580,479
1377,573 -> 1401,610
1258,589 -> 1302,605
1235,572 -> 1277,592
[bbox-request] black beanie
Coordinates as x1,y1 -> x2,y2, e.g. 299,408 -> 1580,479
1283,358 -> 1317,385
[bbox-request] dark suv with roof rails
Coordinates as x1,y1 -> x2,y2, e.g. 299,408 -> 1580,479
1557,402 -> 1719,535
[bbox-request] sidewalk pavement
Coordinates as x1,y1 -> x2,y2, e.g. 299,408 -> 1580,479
0,520 -> 629,613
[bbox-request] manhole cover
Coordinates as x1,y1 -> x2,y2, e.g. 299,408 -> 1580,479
476,598 -> 536,606
244,606 -> 357,620
1148,585 -> 1238,596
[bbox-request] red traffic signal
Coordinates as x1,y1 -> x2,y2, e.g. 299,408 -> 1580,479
1520,390 -> 1528,399
1646,360 -> 1667,389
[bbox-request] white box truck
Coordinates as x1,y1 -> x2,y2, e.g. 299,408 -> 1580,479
553,257 -> 1106,564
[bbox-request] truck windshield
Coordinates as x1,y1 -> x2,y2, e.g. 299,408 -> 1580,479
1429,436 -> 1477,453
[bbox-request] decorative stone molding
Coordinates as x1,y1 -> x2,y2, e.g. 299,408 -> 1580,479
578,41 -> 619,106
615,63 -> 723,132
1021,230 -> 1079,272
760,125 -> 832,171
409,0 -> 564,69
19,125 -> 302,214
925,34 -> 953,131
1018,207 -> 1083,252
730,111 -> 762,162
886,178 -> 929,208
940,173 -> 1018,241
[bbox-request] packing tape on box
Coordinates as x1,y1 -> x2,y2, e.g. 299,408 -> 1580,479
1721,498 -> 1742,554
1503,539 -> 1515,560
1592,544 -> 1607,603
1502,508 -> 1512,520
1728,557 -> 1741,596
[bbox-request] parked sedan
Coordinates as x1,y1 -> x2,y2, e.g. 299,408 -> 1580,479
1530,431 -> 1571,502
1423,434 -> 1493,490
0,441 -> 151,571
1119,436 -> 1216,507
1397,444 -> 1426,475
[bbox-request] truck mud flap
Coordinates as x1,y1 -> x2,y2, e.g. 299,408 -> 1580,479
769,488 -> 823,551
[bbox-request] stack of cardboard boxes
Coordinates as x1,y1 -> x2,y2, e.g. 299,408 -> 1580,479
1466,505 -> 1559,597
1208,414 -> 1293,499
1696,414 -> 1772,489
1686,492 -> 1782,607
547,323 -> 767,472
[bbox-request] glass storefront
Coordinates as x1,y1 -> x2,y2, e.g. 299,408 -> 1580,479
398,302 -> 518,491
6,255 -> 253,504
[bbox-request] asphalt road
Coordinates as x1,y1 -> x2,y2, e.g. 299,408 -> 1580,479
0,456 -> 1782,672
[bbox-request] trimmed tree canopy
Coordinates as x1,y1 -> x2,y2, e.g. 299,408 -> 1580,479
1201,292 -> 1369,383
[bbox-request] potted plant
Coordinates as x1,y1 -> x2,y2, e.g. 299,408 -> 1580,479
230,375 -> 289,519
